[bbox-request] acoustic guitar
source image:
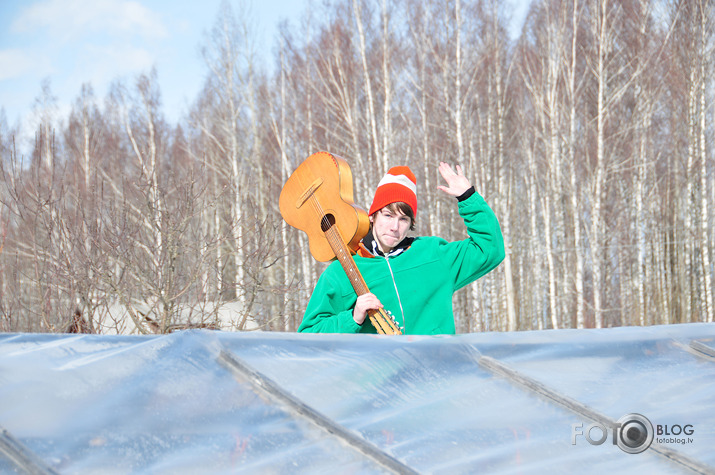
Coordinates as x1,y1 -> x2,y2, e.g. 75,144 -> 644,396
279,151 -> 402,335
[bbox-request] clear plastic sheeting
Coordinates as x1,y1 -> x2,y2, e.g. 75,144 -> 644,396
1,323 -> 714,474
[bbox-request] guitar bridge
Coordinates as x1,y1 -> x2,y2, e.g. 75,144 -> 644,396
295,178 -> 323,209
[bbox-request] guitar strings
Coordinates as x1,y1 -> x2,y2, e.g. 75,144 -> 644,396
307,194 -> 366,292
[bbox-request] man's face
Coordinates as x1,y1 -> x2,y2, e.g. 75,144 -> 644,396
370,206 -> 412,253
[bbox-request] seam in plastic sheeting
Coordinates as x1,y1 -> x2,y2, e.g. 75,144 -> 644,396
217,349 -> 418,474
477,355 -> 714,475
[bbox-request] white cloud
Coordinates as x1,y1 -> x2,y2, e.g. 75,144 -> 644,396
80,43 -> 156,84
0,48 -> 53,81
12,0 -> 168,42
0,49 -> 34,80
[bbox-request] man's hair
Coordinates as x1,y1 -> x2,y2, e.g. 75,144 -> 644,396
371,202 -> 415,231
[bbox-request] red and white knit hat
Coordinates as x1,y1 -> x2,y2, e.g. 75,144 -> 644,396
368,166 -> 418,216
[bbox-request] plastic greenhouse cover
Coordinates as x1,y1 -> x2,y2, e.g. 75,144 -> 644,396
1,323 -> 714,474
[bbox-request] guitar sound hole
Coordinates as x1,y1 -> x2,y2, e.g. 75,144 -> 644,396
320,213 -> 336,232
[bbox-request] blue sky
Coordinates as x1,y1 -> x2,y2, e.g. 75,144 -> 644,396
0,0 -> 310,133
0,0 -> 530,144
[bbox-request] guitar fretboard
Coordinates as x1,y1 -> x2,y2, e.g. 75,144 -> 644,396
323,224 -> 369,296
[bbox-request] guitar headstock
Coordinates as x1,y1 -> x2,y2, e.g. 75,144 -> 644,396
369,308 -> 402,335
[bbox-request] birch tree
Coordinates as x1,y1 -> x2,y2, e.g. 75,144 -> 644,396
564,0 -> 587,328
694,0 -> 714,323
519,0 -> 566,330
4,0 -> 714,333
199,0 -> 254,307
586,0 -> 637,328
105,71 -> 172,332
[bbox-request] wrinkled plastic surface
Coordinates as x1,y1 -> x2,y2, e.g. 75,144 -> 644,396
1,323 -> 714,474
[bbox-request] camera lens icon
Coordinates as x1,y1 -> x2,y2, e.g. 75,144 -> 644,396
616,413 -> 654,454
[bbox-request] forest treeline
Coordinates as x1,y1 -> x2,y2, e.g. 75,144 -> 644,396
0,0 -> 713,334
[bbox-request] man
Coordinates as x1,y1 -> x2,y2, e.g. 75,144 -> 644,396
298,162 -> 504,334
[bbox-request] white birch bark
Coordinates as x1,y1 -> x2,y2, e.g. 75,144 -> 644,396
546,17 -> 561,330
352,0 -> 382,170
567,0 -> 585,328
279,45 -> 290,330
634,0 -> 650,327
684,65 -> 696,322
591,0 -> 611,328
490,6 -> 516,331
454,0 -> 464,164
527,147 -> 545,330
223,20 -> 246,307
635,104 -> 650,326
381,0 -> 393,169
698,26 -> 713,323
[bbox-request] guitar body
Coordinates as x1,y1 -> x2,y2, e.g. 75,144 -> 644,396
279,151 -> 370,262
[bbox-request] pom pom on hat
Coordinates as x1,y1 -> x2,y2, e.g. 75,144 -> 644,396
369,166 -> 417,216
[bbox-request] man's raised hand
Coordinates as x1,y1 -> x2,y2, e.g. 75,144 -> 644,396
437,162 -> 471,197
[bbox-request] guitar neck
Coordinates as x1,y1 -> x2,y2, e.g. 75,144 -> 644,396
323,225 -> 370,296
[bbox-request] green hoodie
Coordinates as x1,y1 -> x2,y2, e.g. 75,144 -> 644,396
297,191 -> 504,334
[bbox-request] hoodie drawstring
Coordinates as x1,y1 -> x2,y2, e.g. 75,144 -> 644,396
383,255 -> 405,331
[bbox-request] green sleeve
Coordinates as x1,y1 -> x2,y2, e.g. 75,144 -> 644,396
439,191 -> 505,290
297,263 -> 365,333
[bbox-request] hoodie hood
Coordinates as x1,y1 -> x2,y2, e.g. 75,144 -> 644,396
359,228 -> 414,258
